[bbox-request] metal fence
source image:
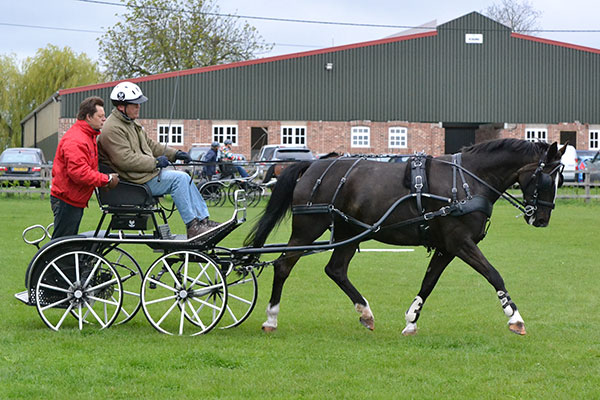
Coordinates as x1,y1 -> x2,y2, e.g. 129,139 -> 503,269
0,164 -> 51,198
1,164 -> 599,202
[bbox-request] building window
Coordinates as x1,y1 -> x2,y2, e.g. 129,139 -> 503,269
590,130 -> 599,150
213,125 -> 238,145
281,126 -> 306,145
389,127 -> 408,148
157,124 -> 183,145
351,127 -> 370,148
525,128 -> 547,143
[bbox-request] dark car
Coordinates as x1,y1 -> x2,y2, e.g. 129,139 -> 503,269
0,147 -> 46,187
256,145 -> 314,178
578,150 -> 600,182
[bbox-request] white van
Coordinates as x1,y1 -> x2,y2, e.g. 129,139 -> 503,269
560,144 -> 577,182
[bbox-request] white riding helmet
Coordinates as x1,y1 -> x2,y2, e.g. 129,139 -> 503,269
110,81 -> 148,105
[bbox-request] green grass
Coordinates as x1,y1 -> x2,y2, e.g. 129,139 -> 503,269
1,197 -> 599,399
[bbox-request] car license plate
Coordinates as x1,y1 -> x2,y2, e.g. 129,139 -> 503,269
12,167 -> 28,172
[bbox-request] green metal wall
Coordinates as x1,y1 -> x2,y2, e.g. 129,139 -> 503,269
61,12 -> 600,124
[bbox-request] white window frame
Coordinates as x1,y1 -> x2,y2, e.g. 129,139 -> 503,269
388,127 -> 408,148
157,124 -> 183,145
281,126 -> 306,145
590,130 -> 599,150
525,128 -> 547,143
351,127 -> 370,148
213,125 -> 238,145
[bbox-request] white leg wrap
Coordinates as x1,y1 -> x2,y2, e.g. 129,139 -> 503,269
405,296 -> 423,323
262,303 -> 279,329
508,309 -> 524,325
355,299 -> 374,320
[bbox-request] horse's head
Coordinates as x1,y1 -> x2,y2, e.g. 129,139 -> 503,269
517,142 -> 565,227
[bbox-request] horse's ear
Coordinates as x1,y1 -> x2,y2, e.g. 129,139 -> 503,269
547,142 -> 561,160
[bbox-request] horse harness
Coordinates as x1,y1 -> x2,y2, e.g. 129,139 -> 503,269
291,154 -> 494,245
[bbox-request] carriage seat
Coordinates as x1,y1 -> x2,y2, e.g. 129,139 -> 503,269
96,163 -> 157,209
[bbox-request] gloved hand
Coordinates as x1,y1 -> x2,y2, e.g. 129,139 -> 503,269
175,150 -> 192,163
156,155 -> 169,168
107,173 -> 120,189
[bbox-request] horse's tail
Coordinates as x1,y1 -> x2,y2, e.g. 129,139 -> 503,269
244,161 -> 313,248
261,164 -> 276,184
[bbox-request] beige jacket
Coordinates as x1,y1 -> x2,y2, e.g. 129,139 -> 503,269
98,109 -> 177,184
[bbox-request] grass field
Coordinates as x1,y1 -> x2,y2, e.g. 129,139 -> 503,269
1,196 -> 599,399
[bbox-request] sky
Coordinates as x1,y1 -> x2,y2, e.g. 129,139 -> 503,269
1,0 -> 600,65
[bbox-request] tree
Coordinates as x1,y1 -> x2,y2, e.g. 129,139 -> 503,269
0,45 -> 102,148
482,0 -> 542,34
0,54 -> 20,149
98,0 -> 273,80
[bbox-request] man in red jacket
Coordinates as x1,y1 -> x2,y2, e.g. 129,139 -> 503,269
50,96 -> 119,238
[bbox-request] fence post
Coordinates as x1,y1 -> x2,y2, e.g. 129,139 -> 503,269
584,170 -> 591,203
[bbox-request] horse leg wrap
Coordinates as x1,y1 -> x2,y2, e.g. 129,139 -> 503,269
497,291 -> 517,317
355,299 -> 374,330
262,303 -> 279,331
405,296 -> 424,323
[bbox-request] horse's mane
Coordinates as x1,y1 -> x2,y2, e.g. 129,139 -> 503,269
462,138 -> 547,157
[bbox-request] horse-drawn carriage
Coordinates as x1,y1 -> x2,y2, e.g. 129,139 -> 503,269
15,139 -> 565,336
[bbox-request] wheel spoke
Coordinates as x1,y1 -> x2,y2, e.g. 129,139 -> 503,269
38,282 -> 70,293
147,277 -> 178,292
190,296 -> 223,311
85,277 -> 120,293
52,304 -> 74,331
145,294 -> 178,305
82,258 -> 103,287
50,261 -> 73,287
162,259 -> 181,286
228,293 -> 253,305
186,301 -> 207,330
87,295 -> 120,306
156,299 -> 180,328
40,296 -> 71,311
83,300 -> 108,328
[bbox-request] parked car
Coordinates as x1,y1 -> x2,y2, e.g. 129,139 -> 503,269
255,145 -> 314,178
0,147 -> 46,187
188,144 -> 212,161
559,144 -> 577,182
387,154 -> 412,163
576,150 -> 600,182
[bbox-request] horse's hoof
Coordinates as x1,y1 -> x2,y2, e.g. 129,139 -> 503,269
262,325 -> 277,333
401,328 -> 418,336
359,317 -> 374,331
508,321 -> 527,335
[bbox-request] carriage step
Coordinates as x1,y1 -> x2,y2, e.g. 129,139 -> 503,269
14,291 -> 30,305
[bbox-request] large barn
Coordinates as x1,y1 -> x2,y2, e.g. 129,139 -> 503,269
21,12 -> 600,160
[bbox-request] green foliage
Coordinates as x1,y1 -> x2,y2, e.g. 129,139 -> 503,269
1,199 -> 599,398
0,45 -> 102,149
98,0 -> 273,80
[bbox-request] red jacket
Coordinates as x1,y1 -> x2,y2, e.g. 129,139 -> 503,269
51,120 -> 109,208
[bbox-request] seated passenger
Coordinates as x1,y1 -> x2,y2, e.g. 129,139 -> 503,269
98,81 -> 219,239
202,141 -> 221,180
221,139 -> 249,178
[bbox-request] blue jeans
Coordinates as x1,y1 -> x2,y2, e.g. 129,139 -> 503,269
236,166 -> 249,178
146,169 -> 209,225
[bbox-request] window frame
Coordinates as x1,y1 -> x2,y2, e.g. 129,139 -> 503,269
525,128 -> 548,143
213,124 -> 238,145
351,126 -> 370,148
157,124 -> 183,145
388,127 -> 408,149
590,130 -> 599,150
280,126 -> 307,145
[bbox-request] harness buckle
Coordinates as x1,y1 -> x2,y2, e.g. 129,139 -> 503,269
423,212 -> 434,221
440,206 -> 451,216
524,205 -> 536,216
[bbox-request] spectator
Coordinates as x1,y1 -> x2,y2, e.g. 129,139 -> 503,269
202,141 -> 220,180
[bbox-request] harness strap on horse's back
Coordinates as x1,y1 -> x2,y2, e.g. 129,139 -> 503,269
410,154 -> 429,215
307,157 -> 345,206
452,153 -> 472,201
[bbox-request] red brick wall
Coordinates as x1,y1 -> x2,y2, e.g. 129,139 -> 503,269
58,117 -> 596,159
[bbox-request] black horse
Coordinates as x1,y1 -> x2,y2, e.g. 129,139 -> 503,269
245,139 -> 565,335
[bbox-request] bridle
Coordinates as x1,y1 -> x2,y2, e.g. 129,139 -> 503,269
436,149 -> 563,218
518,154 -> 564,216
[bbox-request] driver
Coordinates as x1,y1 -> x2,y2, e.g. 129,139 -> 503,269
98,81 -> 220,240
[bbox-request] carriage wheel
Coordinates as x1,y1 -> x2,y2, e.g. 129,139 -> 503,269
219,266 -> 258,329
227,182 -> 262,207
101,246 -> 143,325
35,251 -> 123,331
200,182 -> 225,207
141,251 -> 227,335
